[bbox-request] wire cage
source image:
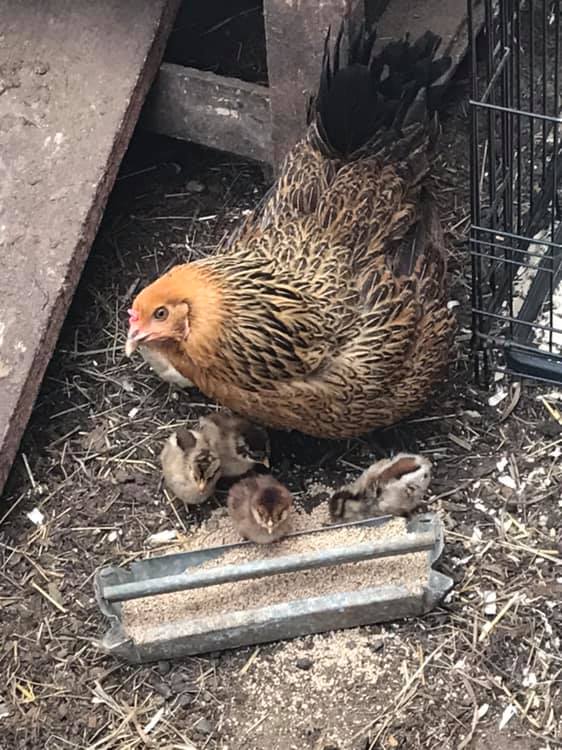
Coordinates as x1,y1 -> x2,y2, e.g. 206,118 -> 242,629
468,0 -> 562,385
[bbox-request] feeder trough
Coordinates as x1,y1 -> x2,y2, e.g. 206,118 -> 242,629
94,512 -> 452,664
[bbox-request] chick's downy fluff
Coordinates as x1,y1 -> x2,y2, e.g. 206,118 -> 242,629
227,474 -> 293,544
126,23 -> 456,439
329,453 -> 432,521
199,412 -> 270,478
160,427 -> 221,505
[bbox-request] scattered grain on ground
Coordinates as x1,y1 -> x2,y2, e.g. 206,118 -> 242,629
218,629 -> 404,750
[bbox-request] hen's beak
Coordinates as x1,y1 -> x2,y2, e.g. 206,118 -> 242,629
125,328 -> 148,357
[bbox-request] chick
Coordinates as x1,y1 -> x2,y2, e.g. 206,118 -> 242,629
227,474 -> 293,544
199,412 -> 270,478
160,427 -> 221,505
329,453 -> 432,522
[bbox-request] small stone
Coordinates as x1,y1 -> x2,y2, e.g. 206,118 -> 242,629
177,693 -> 194,708
185,180 -> 205,193
151,680 -> 172,700
34,61 -> 49,75
157,660 -> 171,675
299,639 -> 314,651
368,639 -> 384,652
114,469 -> 133,484
296,657 -> 313,671
170,673 -> 186,692
196,717 -> 214,735
537,420 -> 562,437
463,410 -> 482,422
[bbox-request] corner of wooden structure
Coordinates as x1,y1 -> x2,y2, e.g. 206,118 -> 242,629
263,0 -> 366,172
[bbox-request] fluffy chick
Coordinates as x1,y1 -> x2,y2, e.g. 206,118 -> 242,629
160,427 -> 221,505
199,412 -> 270,478
329,453 -> 432,522
227,474 -> 293,543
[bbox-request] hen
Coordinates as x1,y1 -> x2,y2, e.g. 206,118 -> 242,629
125,23 -> 456,439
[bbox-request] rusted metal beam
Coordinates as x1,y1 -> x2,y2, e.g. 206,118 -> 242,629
142,64 -> 272,164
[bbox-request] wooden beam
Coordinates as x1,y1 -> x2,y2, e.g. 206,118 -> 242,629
374,0 -> 482,85
366,0 -> 392,26
141,0 -> 480,168
263,0 -> 365,170
142,64 -> 272,164
0,0 -> 181,496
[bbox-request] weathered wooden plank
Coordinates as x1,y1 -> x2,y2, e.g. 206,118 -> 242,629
143,0 -> 477,169
374,0 -> 483,85
366,0 -> 392,26
263,0 -> 365,170
142,64 -> 272,164
0,0 -> 181,496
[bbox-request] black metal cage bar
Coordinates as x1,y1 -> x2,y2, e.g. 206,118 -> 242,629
468,0 -> 562,385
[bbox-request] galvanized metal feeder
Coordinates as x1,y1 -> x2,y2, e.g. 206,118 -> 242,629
94,512 -> 452,664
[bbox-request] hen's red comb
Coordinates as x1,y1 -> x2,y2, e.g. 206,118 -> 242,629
128,308 -> 139,323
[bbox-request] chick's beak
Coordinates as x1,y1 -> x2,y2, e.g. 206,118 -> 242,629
198,480 -> 207,491
267,519 -> 274,535
261,456 -> 270,469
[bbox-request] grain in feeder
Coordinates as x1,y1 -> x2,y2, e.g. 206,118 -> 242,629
94,505 -> 452,664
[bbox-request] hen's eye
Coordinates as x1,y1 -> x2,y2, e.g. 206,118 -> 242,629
153,306 -> 168,321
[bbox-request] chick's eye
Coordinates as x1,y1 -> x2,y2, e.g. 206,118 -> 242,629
153,306 -> 168,321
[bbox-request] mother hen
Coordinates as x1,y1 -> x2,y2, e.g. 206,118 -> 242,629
125,23 -> 457,438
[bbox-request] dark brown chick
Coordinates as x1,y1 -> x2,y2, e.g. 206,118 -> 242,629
160,427 -> 221,505
329,453 -> 432,522
227,474 -> 293,544
199,412 -> 270,478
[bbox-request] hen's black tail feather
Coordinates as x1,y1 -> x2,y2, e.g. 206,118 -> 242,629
313,21 -> 451,156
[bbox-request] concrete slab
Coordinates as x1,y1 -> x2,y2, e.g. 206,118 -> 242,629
0,0 -> 180,495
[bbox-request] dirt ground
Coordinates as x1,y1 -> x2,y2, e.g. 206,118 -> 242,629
1,60 -> 561,750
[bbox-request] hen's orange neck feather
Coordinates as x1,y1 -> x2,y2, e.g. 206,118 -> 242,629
135,262 -> 226,367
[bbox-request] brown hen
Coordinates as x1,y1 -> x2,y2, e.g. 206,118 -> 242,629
125,23 -> 456,438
